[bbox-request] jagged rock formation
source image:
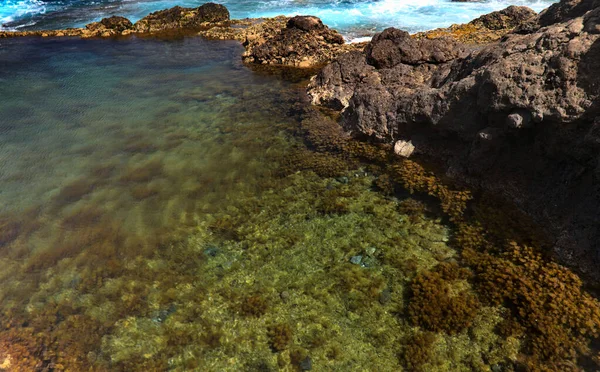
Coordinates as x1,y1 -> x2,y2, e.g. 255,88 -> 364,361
241,16 -> 358,68
133,3 -> 229,33
415,6 -> 538,44
0,3 -> 230,38
308,1 -> 600,280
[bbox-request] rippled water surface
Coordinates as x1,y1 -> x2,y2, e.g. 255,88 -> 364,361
1,0 -> 558,39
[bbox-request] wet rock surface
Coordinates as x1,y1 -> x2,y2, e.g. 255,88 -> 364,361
308,1 -> 600,280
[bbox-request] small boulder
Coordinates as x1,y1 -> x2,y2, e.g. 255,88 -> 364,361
197,3 -> 230,23
287,16 -> 325,32
394,140 -> 415,158
100,16 -> 133,32
506,110 -> 533,129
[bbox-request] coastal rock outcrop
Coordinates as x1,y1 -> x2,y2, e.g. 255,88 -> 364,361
415,6 -> 537,44
241,15 -> 354,68
0,3 -> 231,38
307,2 -> 600,279
133,3 -> 230,33
85,16 -> 134,37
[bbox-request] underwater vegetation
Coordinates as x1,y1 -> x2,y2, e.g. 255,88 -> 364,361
408,262 -> 480,334
462,237 -> 600,370
1,39 -> 600,372
267,323 -> 293,352
298,108 -> 600,371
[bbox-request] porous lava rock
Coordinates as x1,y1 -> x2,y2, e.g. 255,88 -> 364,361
415,5 -> 537,43
242,15 -> 354,68
84,16 -> 134,37
133,3 -> 230,33
307,1 -> 600,281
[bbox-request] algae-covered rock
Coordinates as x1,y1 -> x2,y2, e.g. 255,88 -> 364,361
133,3 -> 229,33
242,15 -> 359,68
414,5 -> 537,44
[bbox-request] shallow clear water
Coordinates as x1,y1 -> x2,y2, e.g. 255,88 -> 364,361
0,35 -> 459,370
1,0 -> 557,39
0,35 -> 304,264
1,27 -> 600,372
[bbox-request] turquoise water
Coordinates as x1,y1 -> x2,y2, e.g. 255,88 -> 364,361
1,0 -> 557,39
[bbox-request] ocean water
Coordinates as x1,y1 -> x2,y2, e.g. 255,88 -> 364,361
1,0 -> 557,38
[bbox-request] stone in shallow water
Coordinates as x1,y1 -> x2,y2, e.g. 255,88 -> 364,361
379,288 -> 392,304
394,140 -> 415,158
336,176 -> 349,184
203,245 -> 220,257
350,255 -> 363,265
299,356 -> 312,370
361,256 -> 378,268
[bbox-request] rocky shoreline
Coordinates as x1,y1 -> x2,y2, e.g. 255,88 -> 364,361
2,1 -> 599,281
308,0 -> 600,282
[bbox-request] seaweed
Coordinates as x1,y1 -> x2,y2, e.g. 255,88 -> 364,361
400,332 -> 437,372
240,294 -> 269,317
408,262 -> 480,334
267,323 -> 293,352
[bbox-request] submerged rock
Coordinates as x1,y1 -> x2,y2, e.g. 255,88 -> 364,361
350,255 -> 363,265
308,0 -> 600,280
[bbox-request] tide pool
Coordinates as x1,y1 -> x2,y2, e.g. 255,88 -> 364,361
1,17 -> 600,371
0,35 -> 462,370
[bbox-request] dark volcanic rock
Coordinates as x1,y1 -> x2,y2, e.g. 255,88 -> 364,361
100,16 -> 133,31
307,0 -> 600,280
242,15 -> 352,68
84,16 -> 134,36
471,5 -> 537,30
366,28 -> 465,68
539,0 -> 600,26
134,3 -> 229,33
197,2 -> 230,23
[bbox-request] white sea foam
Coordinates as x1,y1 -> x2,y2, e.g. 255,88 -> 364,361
0,0 -> 46,30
